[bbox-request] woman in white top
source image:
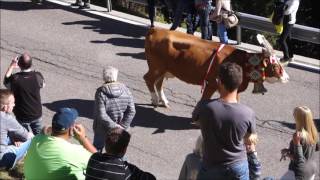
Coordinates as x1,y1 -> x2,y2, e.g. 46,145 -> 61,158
278,0 -> 300,63
212,0 -> 231,44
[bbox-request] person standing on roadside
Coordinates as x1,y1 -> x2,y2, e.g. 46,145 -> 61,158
93,66 -> 136,152
278,0 -> 300,64
211,0 -> 231,44
4,53 -> 45,135
195,0 -> 213,40
193,62 -> 256,180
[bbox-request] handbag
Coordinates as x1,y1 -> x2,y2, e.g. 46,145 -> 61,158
222,11 -> 239,28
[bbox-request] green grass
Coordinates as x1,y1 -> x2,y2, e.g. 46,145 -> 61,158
0,161 -> 24,180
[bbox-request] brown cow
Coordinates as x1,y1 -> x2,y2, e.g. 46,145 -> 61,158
144,28 -> 289,107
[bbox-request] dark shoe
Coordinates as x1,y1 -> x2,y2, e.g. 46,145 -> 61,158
79,4 -> 90,9
71,2 -> 81,6
280,57 -> 293,65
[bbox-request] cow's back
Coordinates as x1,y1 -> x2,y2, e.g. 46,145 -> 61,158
145,28 -> 238,84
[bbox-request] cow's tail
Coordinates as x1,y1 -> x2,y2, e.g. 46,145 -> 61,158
145,28 -> 156,64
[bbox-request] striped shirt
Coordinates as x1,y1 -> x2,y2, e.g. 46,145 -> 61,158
85,153 -> 156,180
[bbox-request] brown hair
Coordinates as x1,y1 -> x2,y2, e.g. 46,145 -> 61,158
105,128 -> 131,156
218,62 -> 243,92
0,89 -> 13,109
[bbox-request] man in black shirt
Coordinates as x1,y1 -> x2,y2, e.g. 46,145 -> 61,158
85,128 -> 156,180
4,53 -> 45,135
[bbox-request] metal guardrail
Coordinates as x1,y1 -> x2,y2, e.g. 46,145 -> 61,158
112,1 -> 320,45
237,12 -> 320,44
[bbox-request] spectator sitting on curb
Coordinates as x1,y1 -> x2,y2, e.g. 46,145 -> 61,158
24,108 -> 97,180
85,127 -> 156,180
4,53 -> 45,135
93,66 -> 136,152
178,134 -> 203,180
0,89 -> 33,170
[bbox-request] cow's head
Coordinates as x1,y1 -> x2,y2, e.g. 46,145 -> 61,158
256,34 -> 289,84
246,35 -> 289,94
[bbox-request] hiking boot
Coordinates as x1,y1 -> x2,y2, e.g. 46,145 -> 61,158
280,57 -> 293,65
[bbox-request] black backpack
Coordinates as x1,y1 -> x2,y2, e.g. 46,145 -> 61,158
272,0 -> 287,25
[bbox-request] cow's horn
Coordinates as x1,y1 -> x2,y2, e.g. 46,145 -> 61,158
256,34 -> 274,55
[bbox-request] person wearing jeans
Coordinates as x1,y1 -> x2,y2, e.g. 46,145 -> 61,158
197,160 -> 249,180
20,118 -> 42,135
170,0 -> 200,35
0,138 -> 32,169
0,89 -> 33,169
195,0 -> 213,40
212,0 -> 231,44
4,53 -> 45,135
193,62 -> 256,180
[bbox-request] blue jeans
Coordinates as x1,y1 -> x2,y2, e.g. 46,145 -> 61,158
217,22 -> 228,44
197,160 -> 249,180
20,118 -> 43,135
0,138 -> 32,169
198,5 -> 212,40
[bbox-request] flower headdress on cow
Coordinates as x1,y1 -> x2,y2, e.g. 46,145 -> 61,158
246,34 -> 287,94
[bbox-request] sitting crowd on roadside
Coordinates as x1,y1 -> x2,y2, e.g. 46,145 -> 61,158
1,53 -> 319,180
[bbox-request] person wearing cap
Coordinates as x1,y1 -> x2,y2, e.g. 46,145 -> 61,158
3,52 -> 45,135
24,108 -> 97,180
93,66 -> 136,152
0,89 -> 33,169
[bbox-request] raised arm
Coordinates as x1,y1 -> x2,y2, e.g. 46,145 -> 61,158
4,56 -> 19,88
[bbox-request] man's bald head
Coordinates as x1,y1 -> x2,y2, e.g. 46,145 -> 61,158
18,53 -> 32,70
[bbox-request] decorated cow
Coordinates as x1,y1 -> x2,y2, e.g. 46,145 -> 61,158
144,28 -> 289,107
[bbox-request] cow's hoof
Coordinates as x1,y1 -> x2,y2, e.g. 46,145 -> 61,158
151,99 -> 159,107
158,100 -> 170,108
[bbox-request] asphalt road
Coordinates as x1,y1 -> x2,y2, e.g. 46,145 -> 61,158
1,1 -> 319,179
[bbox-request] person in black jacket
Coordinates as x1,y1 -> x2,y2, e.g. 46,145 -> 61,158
4,53 -> 45,135
85,128 -> 156,180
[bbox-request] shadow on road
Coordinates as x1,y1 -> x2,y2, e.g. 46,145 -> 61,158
61,10 -> 148,39
91,37 -> 145,49
0,1 -> 56,11
117,52 -> 145,60
43,101 -> 197,133
43,99 -> 94,119
132,104 -> 198,134
271,119 -> 320,131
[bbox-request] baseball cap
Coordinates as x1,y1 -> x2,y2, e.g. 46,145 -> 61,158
52,108 -> 79,131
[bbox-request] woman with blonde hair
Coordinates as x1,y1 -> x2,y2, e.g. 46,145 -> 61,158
281,106 -> 319,180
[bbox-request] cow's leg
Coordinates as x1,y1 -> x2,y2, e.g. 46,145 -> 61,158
201,82 -> 218,100
144,70 -> 161,106
155,75 -> 169,108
